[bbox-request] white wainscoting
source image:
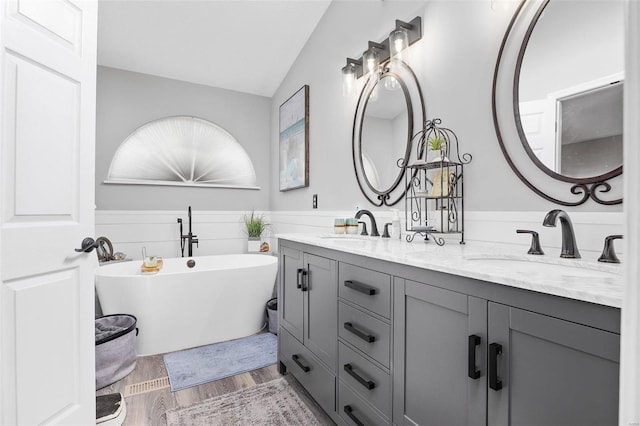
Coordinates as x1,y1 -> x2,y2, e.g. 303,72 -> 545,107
465,211 -> 624,257
96,209 -> 624,261
96,210 -> 271,260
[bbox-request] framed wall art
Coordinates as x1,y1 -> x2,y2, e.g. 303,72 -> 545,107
279,85 -> 309,191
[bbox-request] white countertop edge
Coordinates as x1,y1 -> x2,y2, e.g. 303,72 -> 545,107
276,233 -> 623,309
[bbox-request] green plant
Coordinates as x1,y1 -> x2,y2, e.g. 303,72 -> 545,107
427,136 -> 447,152
244,211 -> 268,238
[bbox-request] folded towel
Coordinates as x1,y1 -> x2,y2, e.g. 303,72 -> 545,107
95,323 -> 126,342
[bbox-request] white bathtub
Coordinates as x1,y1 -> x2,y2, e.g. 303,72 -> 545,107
95,254 -> 278,356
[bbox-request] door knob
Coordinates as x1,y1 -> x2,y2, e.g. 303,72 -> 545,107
75,237 -> 98,253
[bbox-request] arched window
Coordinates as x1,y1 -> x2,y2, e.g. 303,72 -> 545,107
105,116 -> 258,189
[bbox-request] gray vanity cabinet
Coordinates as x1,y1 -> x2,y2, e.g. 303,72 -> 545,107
280,246 -> 337,368
487,302 -> 620,426
278,245 -> 339,421
393,279 -> 487,426
393,278 -> 620,426
280,246 -> 304,341
279,238 -> 620,426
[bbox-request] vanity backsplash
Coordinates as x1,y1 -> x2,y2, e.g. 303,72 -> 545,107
267,210 -> 623,259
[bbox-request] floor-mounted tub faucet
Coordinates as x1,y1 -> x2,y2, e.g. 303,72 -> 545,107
355,209 -> 380,237
542,209 -> 580,259
178,206 -> 198,257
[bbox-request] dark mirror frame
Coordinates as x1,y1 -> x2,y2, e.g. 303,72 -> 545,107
492,0 -> 622,206
352,61 -> 426,206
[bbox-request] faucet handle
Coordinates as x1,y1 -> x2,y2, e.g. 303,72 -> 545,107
516,230 -> 544,255
382,223 -> 392,238
358,221 -> 368,236
598,234 -> 622,263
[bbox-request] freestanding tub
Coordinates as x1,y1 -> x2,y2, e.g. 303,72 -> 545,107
95,254 -> 278,356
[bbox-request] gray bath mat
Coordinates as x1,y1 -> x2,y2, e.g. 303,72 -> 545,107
165,378 -> 321,426
163,333 -> 277,391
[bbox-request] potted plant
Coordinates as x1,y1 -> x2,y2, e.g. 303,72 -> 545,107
244,211 -> 267,252
427,136 -> 448,163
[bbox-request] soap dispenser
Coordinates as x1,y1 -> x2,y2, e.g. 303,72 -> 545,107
391,209 -> 402,240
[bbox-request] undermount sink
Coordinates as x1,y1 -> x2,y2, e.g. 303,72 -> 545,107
464,256 -> 620,279
320,235 -> 370,243
320,234 -> 367,241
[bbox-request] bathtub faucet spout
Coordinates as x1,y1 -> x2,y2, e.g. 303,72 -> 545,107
178,206 -> 198,257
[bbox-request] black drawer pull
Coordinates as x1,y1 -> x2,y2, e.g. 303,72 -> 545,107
489,342 -> 503,391
344,363 -> 376,390
468,334 -> 481,380
344,322 -> 376,343
343,405 -> 365,426
292,354 -> 310,372
344,280 -> 376,295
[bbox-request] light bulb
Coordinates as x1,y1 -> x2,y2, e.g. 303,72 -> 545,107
389,27 -> 409,60
363,47 -> 380,77
384,75 -> 399,90
341,63 -> 357,97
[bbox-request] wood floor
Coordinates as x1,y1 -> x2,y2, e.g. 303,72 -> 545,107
96,352 -> 335,425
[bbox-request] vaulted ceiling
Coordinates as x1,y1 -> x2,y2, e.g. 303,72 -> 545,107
97,1 -> 332,97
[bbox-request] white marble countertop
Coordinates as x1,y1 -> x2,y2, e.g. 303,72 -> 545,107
276,233 -> 623,308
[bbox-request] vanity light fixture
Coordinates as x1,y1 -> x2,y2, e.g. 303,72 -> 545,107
341,16 -> 422,97
363,42 -> 384,78
384,75 -> 400,90
341,59 -> 362,97
389,27 -> 409,60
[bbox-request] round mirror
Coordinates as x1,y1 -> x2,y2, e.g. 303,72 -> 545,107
493,0 -> 623,206
353,61 -> 425,206
516,0 -> 624,181
360,74 -> 411,193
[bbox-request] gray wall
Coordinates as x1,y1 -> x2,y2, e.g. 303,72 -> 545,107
96,66 -> 271,211
269,0 -> 621,213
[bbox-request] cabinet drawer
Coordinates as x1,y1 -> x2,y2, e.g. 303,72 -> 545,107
339,262 -> 391,318
338,341 -> 391,418
339,301 -> 391,368
339,380 -> 390,426
279,328 -> 335,415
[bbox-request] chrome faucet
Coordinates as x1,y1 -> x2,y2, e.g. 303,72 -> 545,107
178,206 -> 198,257
542,209 -> 580,259
355,209 -> 380,237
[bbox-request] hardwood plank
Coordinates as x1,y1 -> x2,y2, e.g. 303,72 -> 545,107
97,352 -> 335,425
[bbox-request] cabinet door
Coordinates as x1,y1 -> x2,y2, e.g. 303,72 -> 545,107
280,246 -> 304,341
393,279 -> 487,426
304,253 -> 338,372
488,302 -> 619,426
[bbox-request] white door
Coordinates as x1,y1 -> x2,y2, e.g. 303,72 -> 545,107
0,0 -> 97,425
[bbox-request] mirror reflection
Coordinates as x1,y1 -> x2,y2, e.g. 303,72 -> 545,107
360,75 -> 409,192
518,0 -> 623,179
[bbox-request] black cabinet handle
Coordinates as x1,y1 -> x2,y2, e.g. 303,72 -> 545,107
344,363 -> 376,390
301,269 -> 308,291
296,268 -> 303,289
468,335 -> 481,380
343,405 -> 365,426
344,280 -> 376,295
292,354 -> 310,372
344,322 -> 376,343
296,268 -> 308,291
489,342 -> 503,391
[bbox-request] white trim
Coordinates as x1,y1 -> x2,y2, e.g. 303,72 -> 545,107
620,0 -> 640,423
103,179 -> 260,190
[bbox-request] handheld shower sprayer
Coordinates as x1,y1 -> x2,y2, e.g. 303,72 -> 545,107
177,218 -> 185,257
